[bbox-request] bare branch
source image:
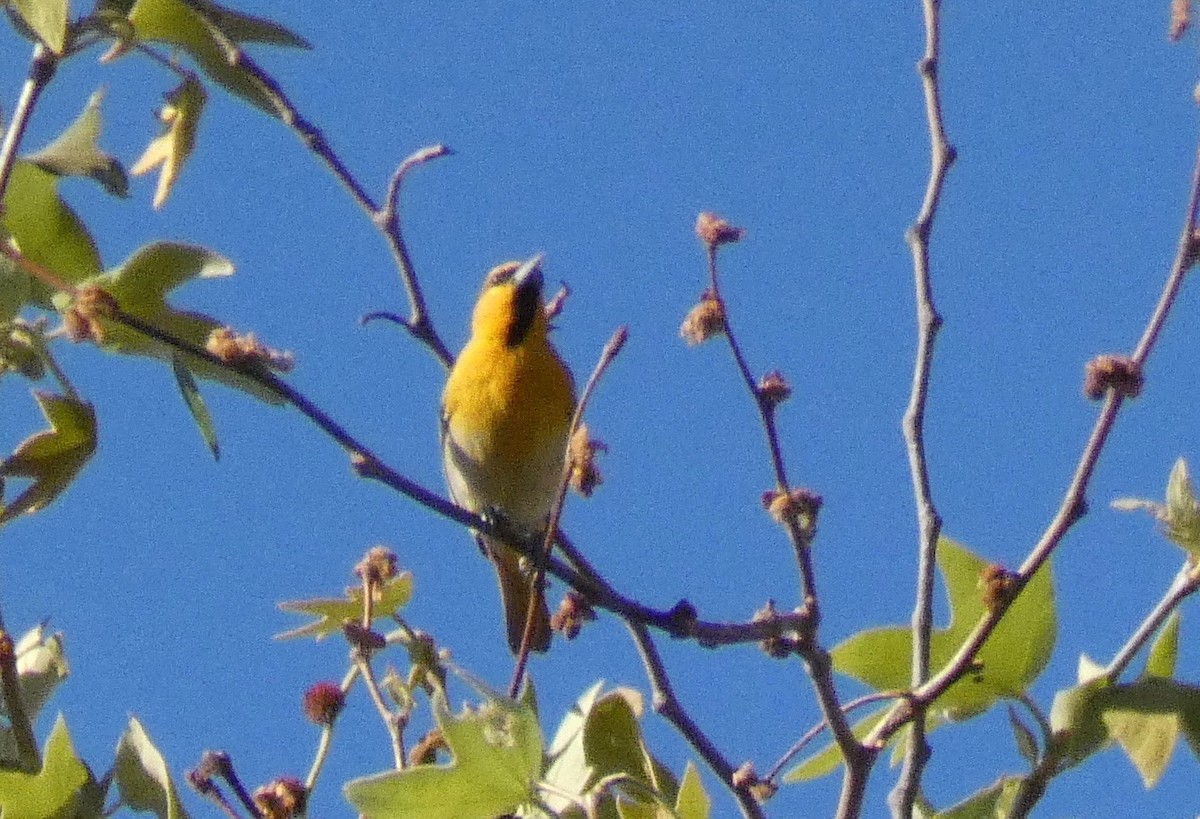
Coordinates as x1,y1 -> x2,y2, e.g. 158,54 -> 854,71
893,0 -> 956,812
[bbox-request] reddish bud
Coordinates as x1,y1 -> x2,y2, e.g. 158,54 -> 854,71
303,681 -> 345,726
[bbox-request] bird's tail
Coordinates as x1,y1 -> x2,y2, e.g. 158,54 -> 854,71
484,536 -> 552,654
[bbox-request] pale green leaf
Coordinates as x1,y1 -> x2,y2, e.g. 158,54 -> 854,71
114,717 -> 191,819
10,0 -> 68,52
833,537 -> 1056,721
26,89 -> 129,197
2,162 -> 103,305
1102,678 -> 1200,788
130,76 -> 206,209
171,355 -> 219,460
0,392 -> 97,525
54,242 -> 284,404
674,762 -> 710,819
1077,653 -> 1105,685
1164,458 -> 1200,560
0,715 -> 91,816
277,574 -> 413,640
1006,705 -> 1038,768
542,683 -> 678,817
1049,678 -> 1111,766
932,776 -> 1023,819
120,0 -> 304,116
344,693 -> 542,819
1143,613 -> 1179,680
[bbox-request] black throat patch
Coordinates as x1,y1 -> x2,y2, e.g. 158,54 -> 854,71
506,281 -> 541,347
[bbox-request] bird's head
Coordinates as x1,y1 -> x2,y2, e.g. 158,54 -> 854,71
471,255 -> 548,347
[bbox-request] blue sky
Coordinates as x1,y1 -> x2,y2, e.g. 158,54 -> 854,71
2,1 -> 1199,815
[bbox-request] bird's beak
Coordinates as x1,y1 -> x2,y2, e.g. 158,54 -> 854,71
512,254 -> 545,291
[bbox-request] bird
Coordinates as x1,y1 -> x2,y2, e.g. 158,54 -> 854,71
440,255 -> 576,654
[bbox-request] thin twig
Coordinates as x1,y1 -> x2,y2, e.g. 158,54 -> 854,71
627,622 -> 765,819
368,145 -> 456,367
866,125 -> 1200,757
354,651 -> 405,770
893,0 -> 955,813
305,664 -> 360,791
701,241 -> 866,814
182,3 -> 453,368
355,567 -> 405,769
0,43 -> 57,205
763,690 -> 903,784
509,326 -> 628,697
1103,561 -> 1200,682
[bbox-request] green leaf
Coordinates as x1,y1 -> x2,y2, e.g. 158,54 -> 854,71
0,625 -> 69,766
114,717 -> 191,819
1116,458 -> 1200,561
26,89 -> 129,198
1006,705 -> 1038,768
1164,458 -> 1200,560
1077,653 -> 1106,685
674,762 -> 710,819
119,0 -> 305,116
0,252 -> 33,322
1143,613 -> 1179,680
1103,678 -> 1200,788
130,76 -> 206,209
542,683 -> 678,815
53,242 -> 284,404
344,693 -> 542,819
171,355 -> 219,460
0,392 -> 97,525
2,161 -> 103,305
1049,677 -> 1111,766
0,715 -> 92,817
833,537 -> 1056,721
10,0 -> 68,53
1050,673 -> 1200,784
188,0 -> 310,48
277,574 -> 413,640
932,776 -> 1023,819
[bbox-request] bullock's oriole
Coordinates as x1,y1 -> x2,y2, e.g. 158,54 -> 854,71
440,256 -> 576,653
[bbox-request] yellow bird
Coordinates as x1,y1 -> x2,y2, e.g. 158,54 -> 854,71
441,256 -> 576,653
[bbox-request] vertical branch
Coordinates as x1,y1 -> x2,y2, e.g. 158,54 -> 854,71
0,44 -> 57,204
867,126 -> 1200,758
693,225 -> 870,814
893,0 -> 955,813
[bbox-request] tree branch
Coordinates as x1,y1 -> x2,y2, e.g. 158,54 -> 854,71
893,0 -> 955,812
